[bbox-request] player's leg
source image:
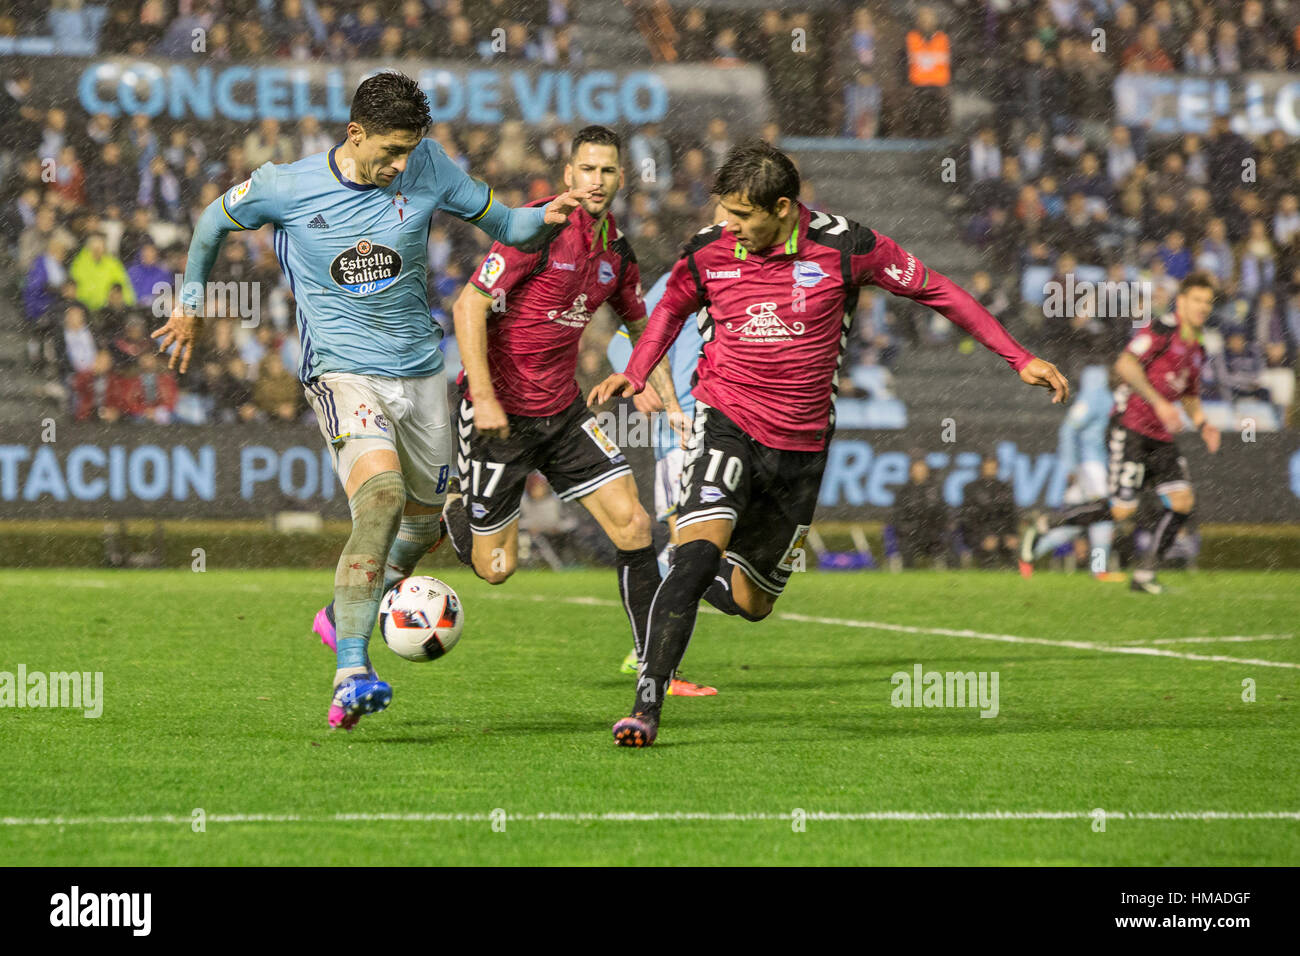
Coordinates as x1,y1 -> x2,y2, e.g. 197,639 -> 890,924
442,388 -> 532,583
574,472 -> 656,647
703,440 -> 820,622
302,375 -> 410,729
1131,445 -> 1194,594
613,405 -> 756,745
613,515 -> 735,746
378,373 -> 456,595
537,398 -> 664,669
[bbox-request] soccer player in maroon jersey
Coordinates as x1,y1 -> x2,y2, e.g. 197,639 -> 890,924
1024,272 -> 1221,594
589,141 -> 1069,746
441,126 -> 713,694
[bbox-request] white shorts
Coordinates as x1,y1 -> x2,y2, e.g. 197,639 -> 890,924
653,447 -> 686,523
304,371 -> 452,506
1063,460 -> 1108,506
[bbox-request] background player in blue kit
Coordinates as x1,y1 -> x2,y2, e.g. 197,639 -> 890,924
1019,364 -> 1124,580
151,72 -> 591,729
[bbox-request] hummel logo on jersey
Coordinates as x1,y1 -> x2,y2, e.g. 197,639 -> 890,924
725,301 -> 806,341
308,214 -> 329,229
706,268 -> 741,280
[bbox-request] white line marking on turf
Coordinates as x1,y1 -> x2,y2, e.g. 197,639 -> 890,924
781,613 -> 1300,671
1121,634 -> 1293,646
2,810 -> 1298,826
480,593 -> 1300,671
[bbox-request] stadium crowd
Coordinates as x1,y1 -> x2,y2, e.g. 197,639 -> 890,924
945,0 -> 1300,427
3,0 -> 1298,435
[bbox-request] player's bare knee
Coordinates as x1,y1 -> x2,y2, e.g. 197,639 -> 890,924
619,506 -> 653,549
1168,489 -> 1194,513
1111,503 -> 1136,522
473,556 -> 512,587
737,592 -> 775,622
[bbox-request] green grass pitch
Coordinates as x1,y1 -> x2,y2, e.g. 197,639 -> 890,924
1,567 -> 1297,866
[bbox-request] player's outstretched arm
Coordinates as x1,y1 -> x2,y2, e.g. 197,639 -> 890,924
1018,357 -> 1070,404
153,166 -> 279,373
150,196 -> 232,373
854,228 -> 1069,403
471,186 -> 595,251
452,285 -> 510,439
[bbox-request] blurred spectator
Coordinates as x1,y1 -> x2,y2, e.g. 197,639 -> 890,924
71,234 -> 136,311
58,304 -> 98,378
628,123 -> 672,198
1122,24 -> 1175,72
891,459 -> 949,569
86,142 -> 136,211
127,242 -> 171,310
903,6 -> 951,138
94,284 -> 134,342
110,314 -> 152,366
843,72 -> 881,140
253,352 -> 305,422
676,7 -> 712,62
72,349 -> 120,422
1214,328 -> 1269,402
960,456 -> 1019,570
244,119 -> 295,169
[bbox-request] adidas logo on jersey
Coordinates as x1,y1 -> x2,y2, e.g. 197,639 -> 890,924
308,214 -> 329,229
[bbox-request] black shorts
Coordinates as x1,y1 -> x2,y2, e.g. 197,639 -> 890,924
676,402 -> 826,596
455,385 -> 631,534
1106,419 -> 1192,504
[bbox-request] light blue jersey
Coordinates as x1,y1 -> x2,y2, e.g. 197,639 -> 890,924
182,138 -> 551,382
1057,364 -> 1112,475
606,272 -> 703,460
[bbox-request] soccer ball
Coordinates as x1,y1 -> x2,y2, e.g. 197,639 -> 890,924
378,576 -> 464,662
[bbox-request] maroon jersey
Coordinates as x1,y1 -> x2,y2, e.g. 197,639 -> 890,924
623,202 -> 1036,451
1114,311 -> 1205,442
465,199 -> 644,416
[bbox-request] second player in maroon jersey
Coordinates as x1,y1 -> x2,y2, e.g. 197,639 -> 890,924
441,125 -> 713,696
1029,272 -> 1221,595
588,140 -> 1069,746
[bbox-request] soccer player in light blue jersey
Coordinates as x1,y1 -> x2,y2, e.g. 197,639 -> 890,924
151,72 -> 592,729
1019,364 -> 1123,580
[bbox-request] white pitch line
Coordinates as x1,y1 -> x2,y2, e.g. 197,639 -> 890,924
482,592 -> 1300,671
777,613 -> 1300,670
2,810 -> 1298,826
1122,634 -> 1294,646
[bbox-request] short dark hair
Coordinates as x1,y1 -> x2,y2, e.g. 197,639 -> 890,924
349,71 -> 431,138
570,125 -> 621,159
712,140 -> 800,212
1179,271 -> 1216,295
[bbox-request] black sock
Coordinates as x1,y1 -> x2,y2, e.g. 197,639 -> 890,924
1050,499 -> 1111,530
637,539 -> 720,715
703,562 -> 769,622
616,545 -> 660,661
1141,509 -> 1190,572
442,494 -> 473,567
